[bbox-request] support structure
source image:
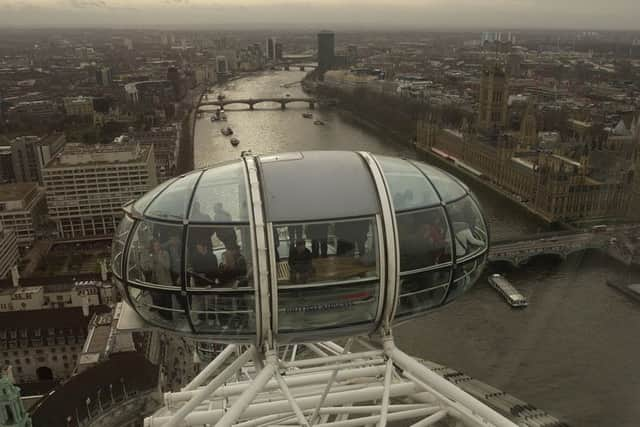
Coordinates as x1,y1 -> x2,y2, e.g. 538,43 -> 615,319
143,335 -> 561,427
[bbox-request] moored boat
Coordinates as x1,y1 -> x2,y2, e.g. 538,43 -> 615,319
488,274 -> 528,308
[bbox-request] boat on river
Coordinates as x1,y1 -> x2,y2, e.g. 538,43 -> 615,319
488,274 -> 528,308
230,137 -> 240,146
221,127 -> 233,136
606,279 -> 640,303
313,120 -> 325,126
302,112 -> 313,119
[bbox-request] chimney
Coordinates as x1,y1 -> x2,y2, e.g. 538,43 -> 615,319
11,265 -> 20,288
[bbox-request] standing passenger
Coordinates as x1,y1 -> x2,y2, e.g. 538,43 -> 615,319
306,223 -> 329,258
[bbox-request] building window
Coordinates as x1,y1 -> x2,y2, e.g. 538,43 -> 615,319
52,356 -> 58,361
25,358 -> 30,364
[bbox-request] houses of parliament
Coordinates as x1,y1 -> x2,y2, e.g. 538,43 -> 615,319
417,63 -> 640,224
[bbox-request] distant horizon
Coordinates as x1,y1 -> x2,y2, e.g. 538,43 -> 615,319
1,0 -> 639,33
1,24 -> 639,34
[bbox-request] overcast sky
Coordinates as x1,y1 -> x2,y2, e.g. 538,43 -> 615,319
0,0 -> 638,30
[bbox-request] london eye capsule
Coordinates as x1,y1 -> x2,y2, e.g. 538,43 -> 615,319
111,151 -> 489,344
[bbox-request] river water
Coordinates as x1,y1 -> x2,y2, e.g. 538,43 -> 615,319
194,70 -> 640,426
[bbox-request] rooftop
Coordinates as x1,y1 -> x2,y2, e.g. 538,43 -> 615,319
45,142 -> 150,168
0,182 -> 39,203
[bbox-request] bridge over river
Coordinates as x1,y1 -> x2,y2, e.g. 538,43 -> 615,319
488,229 -> 614,266
198,96 -> 317,111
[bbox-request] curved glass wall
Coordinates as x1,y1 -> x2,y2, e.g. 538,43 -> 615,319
111,152 -> 489,343
375,156 -> 488,320
111,161 -> 257,341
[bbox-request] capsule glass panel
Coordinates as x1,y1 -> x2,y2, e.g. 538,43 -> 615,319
188,291 -> 256,335
376,155 -> 440,210
445,258 -> 483,303
131,177 -> 177,215
127,285 -> 190,331
275,217 -> 380,333
126,221 -> 184,287
447,196 -> 488,260
186,225 -> 253,289
188,162 -> 250,222
396,207 -> 452,272
412,162 -> 467,202
145,171 -> 202,221
111,214 -> 134,278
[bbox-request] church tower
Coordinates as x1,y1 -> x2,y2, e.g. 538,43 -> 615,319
477,62 -> 509,133
0,372 -> 33,427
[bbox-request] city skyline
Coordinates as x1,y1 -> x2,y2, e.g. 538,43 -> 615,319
0,0 -> 639,30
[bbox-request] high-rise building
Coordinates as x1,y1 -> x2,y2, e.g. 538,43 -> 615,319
275,42 -> 283,60
0,145 -> 14,183
266,37 -> 277,61
318,31 -> 335,71
95,67 -> 113,86
0,183 -> 47,248
477,63 -> 508,132
42,142 -> 157,239
9,134 -> 66,185
216,56 -> 229,75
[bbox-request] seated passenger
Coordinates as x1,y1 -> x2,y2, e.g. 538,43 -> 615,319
190,238 -> 219,287
219,242 -> 247,286
288,239 -> 313,283
453,222 -> 485,257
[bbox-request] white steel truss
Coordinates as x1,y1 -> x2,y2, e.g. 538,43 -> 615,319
144,335 -> 522,427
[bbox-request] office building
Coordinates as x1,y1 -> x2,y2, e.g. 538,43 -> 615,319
62,96 -> 94,118
129,125 -> 179,182
7,134 -> 66,185
0,183 -> 47,248
318,31 -> 335,71
42,142 -> 157,239
275,42 -> 283,60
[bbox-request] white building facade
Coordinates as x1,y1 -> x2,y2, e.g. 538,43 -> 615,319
42,143 -> 157,239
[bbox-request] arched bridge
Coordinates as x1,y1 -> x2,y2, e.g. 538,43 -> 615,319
488,231 -> 610,266
198,97 -> 317,111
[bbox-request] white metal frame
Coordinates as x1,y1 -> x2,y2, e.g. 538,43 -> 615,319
145,335 -> 518,427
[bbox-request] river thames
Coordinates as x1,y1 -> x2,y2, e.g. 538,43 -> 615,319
194,70 -> 640,426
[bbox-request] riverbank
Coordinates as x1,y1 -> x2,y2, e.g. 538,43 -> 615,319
306,83 -> 557,232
